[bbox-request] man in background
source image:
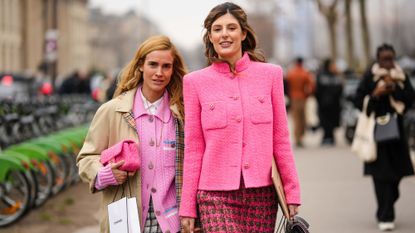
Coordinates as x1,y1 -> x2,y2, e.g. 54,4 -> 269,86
58,69 -> 91,95
286,57 -> 315,147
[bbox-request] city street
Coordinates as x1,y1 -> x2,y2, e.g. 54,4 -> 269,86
1,128 -> 414,233
2,1 -> 415,233
74,127 -> 415,233
293,129 -> 415,233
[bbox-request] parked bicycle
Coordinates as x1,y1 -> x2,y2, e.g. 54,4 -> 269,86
0,93 -> 99,227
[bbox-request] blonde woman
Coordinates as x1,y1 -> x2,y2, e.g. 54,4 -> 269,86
77,35 -> 186,233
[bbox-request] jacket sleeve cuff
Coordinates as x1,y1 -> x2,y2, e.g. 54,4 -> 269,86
179,201 -> 198,218
94,164 -> 117,190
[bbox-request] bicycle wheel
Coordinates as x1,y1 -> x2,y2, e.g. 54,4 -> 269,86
31,160 -> 54,207
4,146 -> 56,204
47,151 -> 69,195
20,140 -> 69,195
0,170 -> 32,227
52,134 -> 80,185
29,139 -> 72,194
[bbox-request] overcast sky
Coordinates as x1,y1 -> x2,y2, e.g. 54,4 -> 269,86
89,0 -> 249,50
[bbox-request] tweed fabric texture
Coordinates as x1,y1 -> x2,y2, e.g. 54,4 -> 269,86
197,185 -> 277,233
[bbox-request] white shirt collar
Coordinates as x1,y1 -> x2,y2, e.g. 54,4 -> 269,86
140,90 -> 163,115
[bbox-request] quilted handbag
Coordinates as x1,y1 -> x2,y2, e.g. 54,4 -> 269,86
100,140 -> 140,172
276,216 -> 310,233
374,113 -> 400,143
286,216 -> 310,233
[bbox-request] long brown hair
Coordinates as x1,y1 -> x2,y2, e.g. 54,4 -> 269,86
203,2 -> 265,65
114,35 -> 186,118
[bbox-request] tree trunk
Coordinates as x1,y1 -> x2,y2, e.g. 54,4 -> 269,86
316,0 -> 339,61
359,0 -> 371,69
345,0 -> 355,70
328,18 -> 338,60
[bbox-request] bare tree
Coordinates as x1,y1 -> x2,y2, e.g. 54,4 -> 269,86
315,0 -> 340,60
359,0 -> 371,68
344,0 -> 356,70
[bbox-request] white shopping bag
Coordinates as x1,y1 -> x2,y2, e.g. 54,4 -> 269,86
351,96 -> 377,162
127,197 -> 140,233
108,197 -> 141,233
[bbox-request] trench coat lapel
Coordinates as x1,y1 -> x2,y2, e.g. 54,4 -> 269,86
114,88 -> 138,132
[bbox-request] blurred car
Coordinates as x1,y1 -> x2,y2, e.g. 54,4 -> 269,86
0,73 -> 36,100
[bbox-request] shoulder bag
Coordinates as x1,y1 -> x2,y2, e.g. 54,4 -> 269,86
272,157 -> 310,233
374,113 -> 400,143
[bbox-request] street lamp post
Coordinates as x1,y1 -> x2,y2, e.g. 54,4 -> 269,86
43,0 -> 58,92
50,0 -> 58,91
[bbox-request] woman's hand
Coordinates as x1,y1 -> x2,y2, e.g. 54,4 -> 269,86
372,82 -> 395,97
110,160 -> 135,184
288,204 -> 300,220
111,160 -> 126,184
373,76 -> 396,97
181,217 -> 201,233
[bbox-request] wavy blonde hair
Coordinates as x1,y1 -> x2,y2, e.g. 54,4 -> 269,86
114,35 -> 187,118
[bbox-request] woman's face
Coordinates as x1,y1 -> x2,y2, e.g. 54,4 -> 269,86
209,13 -> 247,64
140,49 -> 174,100
378,50 -> 395,70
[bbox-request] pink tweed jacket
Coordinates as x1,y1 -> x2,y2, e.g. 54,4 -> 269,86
179,53 -> 301,218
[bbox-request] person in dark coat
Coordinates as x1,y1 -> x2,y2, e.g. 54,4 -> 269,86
354,43 -> 415,231
58,69 -> 91,95
315,58 -> 343,145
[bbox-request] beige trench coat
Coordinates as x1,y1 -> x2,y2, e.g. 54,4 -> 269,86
76,87 -> 183,233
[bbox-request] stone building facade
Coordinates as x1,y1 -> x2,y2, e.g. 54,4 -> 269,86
0,0 -> 89,80
88,9 -> 159,73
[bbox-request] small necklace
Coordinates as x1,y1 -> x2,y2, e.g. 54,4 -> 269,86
152,121 -> 164,147
144,96 -> 164,147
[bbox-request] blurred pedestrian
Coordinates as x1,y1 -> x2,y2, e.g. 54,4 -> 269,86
315,58 -> 343,146
58,68 -> 91,95
354,43 -> 415,231
105,70 -> 122,101
105,77 -> 117,101
283,77 -> 291,111
105,70 -> 120,100
286,57 -> 315,147
77,35 -> 187,233
179,2 -> 301,233
88,70 -> 118,102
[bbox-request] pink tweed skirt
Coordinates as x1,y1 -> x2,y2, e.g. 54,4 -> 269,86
196,185 -> 277,233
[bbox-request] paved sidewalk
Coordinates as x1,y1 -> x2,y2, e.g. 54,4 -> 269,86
290,128 -> 415,233
74,226 -> 99,233
74,128 -> 415,233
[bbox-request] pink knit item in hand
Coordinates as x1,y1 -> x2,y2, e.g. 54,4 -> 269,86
100,140 -> 140,172
95,164 -> 117,190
